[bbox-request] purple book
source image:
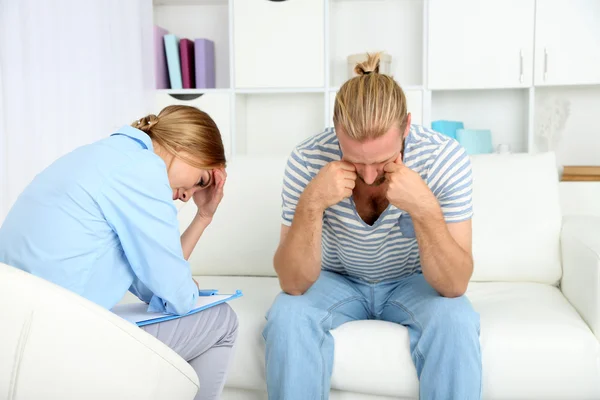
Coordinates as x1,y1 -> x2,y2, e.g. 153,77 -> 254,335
153,25 -> 170,89
194,39 -> 215,89
179,39 -> 195,89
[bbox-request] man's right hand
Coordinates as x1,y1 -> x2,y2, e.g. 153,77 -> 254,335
303,161 -> 357,210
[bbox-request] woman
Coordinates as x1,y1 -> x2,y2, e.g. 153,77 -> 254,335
0,105 -> 238,400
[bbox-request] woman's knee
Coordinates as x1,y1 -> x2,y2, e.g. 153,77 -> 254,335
211,303 -> 238,346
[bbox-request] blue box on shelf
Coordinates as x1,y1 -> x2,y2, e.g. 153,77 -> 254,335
456,129 -> 494,155
431,120 -> 464,140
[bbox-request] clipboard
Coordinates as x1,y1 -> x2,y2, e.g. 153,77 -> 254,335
112,289 -> 243,327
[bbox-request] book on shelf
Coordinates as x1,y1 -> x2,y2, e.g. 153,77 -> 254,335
179,39 -> 196,89
195,39 -> 216,89
154,30 -> 216,91
164,34 -> 183,90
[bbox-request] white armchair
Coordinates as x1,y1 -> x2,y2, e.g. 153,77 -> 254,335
561,215 -> 600,341
0,263 -> 199,400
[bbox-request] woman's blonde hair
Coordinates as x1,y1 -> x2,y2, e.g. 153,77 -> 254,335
132,105 -> 226,169
333,52 -> 408,141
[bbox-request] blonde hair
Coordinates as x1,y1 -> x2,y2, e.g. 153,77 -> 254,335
333,52 -> 408,141
132,105 -> 226,169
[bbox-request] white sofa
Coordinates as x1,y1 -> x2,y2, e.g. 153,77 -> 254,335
1,152 -> 599,399
179,152 -> 600,400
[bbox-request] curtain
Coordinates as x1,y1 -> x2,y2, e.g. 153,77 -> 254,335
0,0 -> 155,220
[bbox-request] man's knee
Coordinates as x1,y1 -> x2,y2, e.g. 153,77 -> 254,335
263,293 -> 319,339
426,296 -> 480,336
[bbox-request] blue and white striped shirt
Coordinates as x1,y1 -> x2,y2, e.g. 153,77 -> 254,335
281,124 -> 474,283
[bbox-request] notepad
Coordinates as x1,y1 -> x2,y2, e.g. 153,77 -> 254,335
112,290 -> 243,327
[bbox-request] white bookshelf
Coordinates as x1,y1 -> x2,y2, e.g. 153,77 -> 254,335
152,0 -> 600,163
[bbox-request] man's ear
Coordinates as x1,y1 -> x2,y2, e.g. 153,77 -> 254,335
403,113 -> 412,139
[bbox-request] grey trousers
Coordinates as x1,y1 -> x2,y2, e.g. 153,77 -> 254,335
141,303 -> 239,400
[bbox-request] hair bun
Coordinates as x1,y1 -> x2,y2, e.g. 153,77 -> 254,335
134,114 -> 159,133
354,52 -> 382,76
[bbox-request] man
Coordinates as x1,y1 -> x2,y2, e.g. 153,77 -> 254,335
263,54 -> 481,400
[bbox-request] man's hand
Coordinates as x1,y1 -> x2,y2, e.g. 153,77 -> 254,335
303,161 -> 357,211
384,154 -> 437,217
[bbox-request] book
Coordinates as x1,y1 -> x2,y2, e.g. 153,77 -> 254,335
194,39 -> 216,89
153,25 -> 170,89
179,39 -> 196,89
112,289 -> 243,327
164,34 -> 183,90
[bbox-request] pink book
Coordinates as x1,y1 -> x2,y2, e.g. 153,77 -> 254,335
153,25 -> 169,89
179,39 -> 196,89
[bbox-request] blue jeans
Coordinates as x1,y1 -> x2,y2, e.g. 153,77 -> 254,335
262,271 -> 481,400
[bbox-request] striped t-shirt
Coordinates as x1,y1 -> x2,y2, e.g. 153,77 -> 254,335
281,124 -> 474,283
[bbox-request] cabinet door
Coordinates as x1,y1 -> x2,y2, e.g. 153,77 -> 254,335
428,0 -> 534,89
233,0 -> 324,89
535,0 -> 600,86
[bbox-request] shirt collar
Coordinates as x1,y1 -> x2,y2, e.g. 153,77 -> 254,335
111,125 -> 154,151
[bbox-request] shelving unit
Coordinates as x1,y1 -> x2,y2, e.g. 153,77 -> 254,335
151,0 -> 600,163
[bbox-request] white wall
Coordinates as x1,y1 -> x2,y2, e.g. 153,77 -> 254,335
534,86 -> 600,166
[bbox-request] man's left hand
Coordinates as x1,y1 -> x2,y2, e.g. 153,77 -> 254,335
384,154 -> 438,217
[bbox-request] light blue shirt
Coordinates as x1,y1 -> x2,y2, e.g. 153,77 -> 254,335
0,126 -> 198,315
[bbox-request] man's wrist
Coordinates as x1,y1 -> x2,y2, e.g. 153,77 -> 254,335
409,195 -> 443,223
299,186 -> 325,215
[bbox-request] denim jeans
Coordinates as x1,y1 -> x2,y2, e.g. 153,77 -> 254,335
262,271 -> 481,400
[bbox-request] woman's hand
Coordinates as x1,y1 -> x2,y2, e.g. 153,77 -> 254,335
193,168 -> 227,221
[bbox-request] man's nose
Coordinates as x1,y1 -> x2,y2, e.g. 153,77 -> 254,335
362,167 -> 378,185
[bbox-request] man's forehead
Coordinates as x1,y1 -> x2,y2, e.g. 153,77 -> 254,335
342,150 -> 398,165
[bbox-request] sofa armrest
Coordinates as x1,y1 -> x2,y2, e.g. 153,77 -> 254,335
0,263 -> 199,399
561,216 -> 600,340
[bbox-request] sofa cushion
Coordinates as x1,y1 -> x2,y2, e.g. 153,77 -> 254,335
180,153 -> 563,284
196,275 -> 599,399
177,156 -> 287,277
469,152 -> 562,284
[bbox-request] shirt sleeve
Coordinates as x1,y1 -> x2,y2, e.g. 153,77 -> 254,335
281,147 -> 312,226
128,277 -> 153,304
96,153 -> 198,316
426,139 -> 474,223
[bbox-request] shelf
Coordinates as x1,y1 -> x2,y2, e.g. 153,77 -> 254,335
329,0 -> 424,88
431,89 -> 529,153
235,88 -> 326,95
158,89 -> 232,96
153,1 -> 230,89
153,0 -> 227,6
235,93 -> 326,157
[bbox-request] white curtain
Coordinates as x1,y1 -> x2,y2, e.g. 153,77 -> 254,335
0,0 -> 155,220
